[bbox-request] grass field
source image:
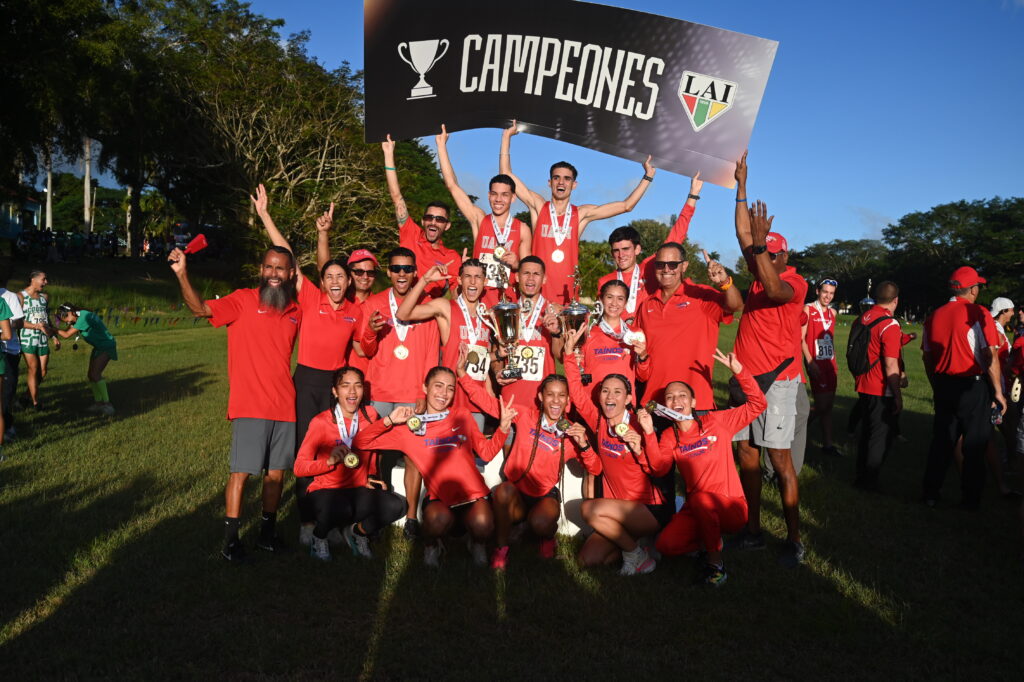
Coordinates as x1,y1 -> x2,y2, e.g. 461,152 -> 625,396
1,265 -> 1022,679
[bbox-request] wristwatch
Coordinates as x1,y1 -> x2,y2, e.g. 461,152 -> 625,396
751,244 -> 767,255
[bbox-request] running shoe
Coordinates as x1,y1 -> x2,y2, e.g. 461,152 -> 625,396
725,529 -> 766,551
778,541 -> 806,568
468,539 -> 488,567
538,538 -> 557,559
403,517 -> 420,540
490,545 -> 510,571
424,541 -> 445,569
344,524 -> 373,559
619,548 -> 656,576
700,562 -> 728,588
221,540 -> 247,563
298,524 -> 314,547
99,404 -> 115,416
255,535 -> 288,553
310,536 -> 331,562
86,403 -> 103,414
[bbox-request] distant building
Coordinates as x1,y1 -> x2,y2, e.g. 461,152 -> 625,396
1,193 -> 41,239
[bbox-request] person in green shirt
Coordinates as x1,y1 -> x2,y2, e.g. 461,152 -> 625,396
55,303 -> 117,416
0,297 -> 13,457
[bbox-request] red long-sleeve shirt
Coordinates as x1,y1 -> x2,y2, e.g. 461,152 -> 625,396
293,407 -> 380,494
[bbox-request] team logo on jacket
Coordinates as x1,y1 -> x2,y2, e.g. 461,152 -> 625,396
678,71 -> 737,132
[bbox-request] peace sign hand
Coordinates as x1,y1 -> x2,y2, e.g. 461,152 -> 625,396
712,347 -> 744,375
498,394 -> 518,432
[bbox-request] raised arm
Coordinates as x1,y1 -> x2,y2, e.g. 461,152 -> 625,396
315,203 -> 334,274
577,156 -> 655,234
499,120 -> 545,214
733,151 -> 757,273
382,134 -> 410,226
251,184 -> 305,293
470,397 -> 512,463
168,248 -> 213,318
563,330 -> 599,428
703,249 -> 743,313
714,350 -> 768,435
747,200 -> 794,304
436,125 -> 486,235
663,173 -> 703,245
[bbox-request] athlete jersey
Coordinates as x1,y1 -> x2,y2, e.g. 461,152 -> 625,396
19,289 -> 49,348
296,275 -> 362,371
399,216 -> 462,299
805,302 -> 837,365
440,295 -> 493,412
358,288 -> 440,402
596,203 -> 695,322
580,319 -> 648,395
294,406 -> 381,493
532,202 -> 580,305
499,292 -> 556,409
565,359 -> 664,505
353,407 -> 506,506
647,369 -> 765,496
474,214 -> 525,296
459,376 -> 583,498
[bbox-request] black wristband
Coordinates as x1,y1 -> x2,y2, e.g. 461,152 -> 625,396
687,194 -> 700,200
642,175 -> 654,183
578,441 -> 591,452
549,330 -> 562,338
751,244 -> 767,255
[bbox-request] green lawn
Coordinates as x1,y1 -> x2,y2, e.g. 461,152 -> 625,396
1,285 -> 1022,678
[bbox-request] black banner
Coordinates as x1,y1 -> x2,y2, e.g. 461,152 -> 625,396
364,0 -> 777,188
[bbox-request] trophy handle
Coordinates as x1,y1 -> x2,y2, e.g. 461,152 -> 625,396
428,39 -> 450,72
478,307 -> 499,338
397,42 -> 414,69
589,302 -> 604,329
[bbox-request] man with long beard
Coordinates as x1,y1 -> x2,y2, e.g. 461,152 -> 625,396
170,245 -> 301,562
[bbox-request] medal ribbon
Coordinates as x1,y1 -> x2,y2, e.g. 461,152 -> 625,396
333,405 -> 359,447
650,402 -> 694,422
388,289 -> 411,343
599,317 -> 632,341
547,203 -> 572,247
617,264 -> 641,314
490,213 -> 513,247
813,301 -> 834,332
410,410 -> 449,436
457,295 -> 484,346
521,294 -> 545,342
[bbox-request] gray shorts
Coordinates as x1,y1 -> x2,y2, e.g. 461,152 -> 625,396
733,378 -> 800,449
229,418 -> 296,474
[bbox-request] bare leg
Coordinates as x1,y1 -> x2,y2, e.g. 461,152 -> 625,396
462,499 -> 495,542
581,498 -> 659,553
491,481 -> 525,546
765,448 -> 800,543
225,472 -> 249,518
736,440 -> 763,533
23,353 -> 40,405
578,532 -> 621,567
262,468 -> 286,513
421,501 -> 454,545
527,497 -> 560,539
403,456 -> 422,520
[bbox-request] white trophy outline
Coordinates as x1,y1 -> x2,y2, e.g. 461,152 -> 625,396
397,38 -> 449,100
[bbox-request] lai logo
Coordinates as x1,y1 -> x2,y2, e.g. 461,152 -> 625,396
677,71 -> 737,132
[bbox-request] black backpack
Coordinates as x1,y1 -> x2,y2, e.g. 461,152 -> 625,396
846,315 -> 890,376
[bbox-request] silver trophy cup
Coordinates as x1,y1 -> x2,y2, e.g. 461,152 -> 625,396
560,301 -> 602,385
397,39 -> 449,99
480,301 -> 522,379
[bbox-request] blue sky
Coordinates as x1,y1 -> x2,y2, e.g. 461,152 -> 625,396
253,1 -> 1023,264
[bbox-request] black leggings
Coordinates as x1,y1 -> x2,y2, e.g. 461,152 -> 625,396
294,364 -> 336,523
306,487 -> 406,539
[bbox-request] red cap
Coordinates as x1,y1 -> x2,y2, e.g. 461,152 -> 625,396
948,266 -> 986,289
347,249 -> 379,268
765,232 -> 788,254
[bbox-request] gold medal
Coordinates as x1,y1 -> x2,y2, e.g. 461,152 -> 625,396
466,350 -> 480,366
614,422 -> 630,437
393,344 -> 409,360
644,400 -> 658,414
407,416 -> 422,431
556,418 -> 572,432
551,248 -> 565,263
492,246 -> 506,259
520,346 -> 534,359
343,452 -> 361,469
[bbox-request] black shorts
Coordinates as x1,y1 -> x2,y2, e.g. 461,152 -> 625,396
520,486 -> 561,509
645,501 -> 675,529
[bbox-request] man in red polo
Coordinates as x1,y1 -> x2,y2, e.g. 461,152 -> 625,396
921,266 -> 1006,509
635,242 -> 740,409
728,152 -> 809,568
170,245 -> 301,562
597,173 -> 704,324
382,135 -> 461,299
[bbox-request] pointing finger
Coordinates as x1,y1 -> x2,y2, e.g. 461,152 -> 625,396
328,202 -> 334,219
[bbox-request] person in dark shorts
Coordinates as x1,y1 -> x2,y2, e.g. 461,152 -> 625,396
54,303 -> 117,416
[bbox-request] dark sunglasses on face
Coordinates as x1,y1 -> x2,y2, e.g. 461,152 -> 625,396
388,264 -> 416,274
423,214 -> 449,224
351,268 -> 376,277
654,260 -> 682,270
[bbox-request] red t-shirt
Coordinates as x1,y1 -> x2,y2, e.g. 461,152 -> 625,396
804,302 -> 837,369
499,293 -> 556,409
440,296 -> 494,412
854,306 -> 902,396
1010,336 -> 1024,377
296,275 -> 363,371
734,266 -> 808,381
353,408 -> 505,506
344,294 -> 372,375
922,297 -> 1000,377
565,358 -> 664,505
207,288 -> 301,421
399,216 -> 462,299
358,288 -> 440,402
648,369 -> 764,496
532,202 -> 580,305
293,406 -> 380,493
596,204 -> 695,323
459,376 -> 583,498
635,280 -> 732,408
580,320 -> 647,397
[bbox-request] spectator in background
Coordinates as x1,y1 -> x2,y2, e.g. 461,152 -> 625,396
802,278 -> 841,457
0,267 -> 25,440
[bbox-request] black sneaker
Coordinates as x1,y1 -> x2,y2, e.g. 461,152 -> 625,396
221,540 -> 247,563
778,541 -> 806,568
403,518 -> 420,540
725,529 -> 766,551
697,561 -> 727,588
821,445 -> 843,457
255,535 -> 288,553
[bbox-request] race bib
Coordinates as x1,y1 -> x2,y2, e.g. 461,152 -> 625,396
816,335 -> 834,360
479,251 -> 511,289
465,344 -> 490,382
514,344 -> 546,382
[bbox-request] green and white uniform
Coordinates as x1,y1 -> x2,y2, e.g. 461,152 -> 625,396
19,290 -> 50,356
0,298 -> 11,376
73,310 -> 118,361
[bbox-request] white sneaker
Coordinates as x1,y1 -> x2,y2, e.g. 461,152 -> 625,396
86,403 -> 103,413
100,404 -> 115,416
468,539 -> 488,567
619,547 -> 656,576
327,527 -> 344,546
298,524 -> 314,547
344,524 -> 373,559
310,536 -> 331,562
424,540 -> 445,569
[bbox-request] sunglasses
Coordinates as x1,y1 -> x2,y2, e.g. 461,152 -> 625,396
768,252 -> 781,261
350,268 -> 376,277
388,264 -> 416,274
654,260 -> 682,270
423,214 -> 449,224
819,278 -> 838,287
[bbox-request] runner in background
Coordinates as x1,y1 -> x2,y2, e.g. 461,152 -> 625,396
0,268 -> 25,439
802,278 -> 841,456
54,303 -> 117,416
499,120 -> 655,305
18,270 -> 57,410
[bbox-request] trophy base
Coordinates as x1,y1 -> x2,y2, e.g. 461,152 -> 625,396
407,85 -> 436,99
581,374 -> 593,385
501,367 -> 523,380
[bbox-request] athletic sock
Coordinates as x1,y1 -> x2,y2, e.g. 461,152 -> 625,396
96,380 -> 109,403
89,381 -> 103,402
223,517 -> 241,546
353,523 -> 367,537
260,511 -> 277,541
622,546 -> 645,565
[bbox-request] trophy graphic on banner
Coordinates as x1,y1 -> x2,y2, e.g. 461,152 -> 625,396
478,260 -> 524,379
559,266 -> 603,385
397,39 -> 449,99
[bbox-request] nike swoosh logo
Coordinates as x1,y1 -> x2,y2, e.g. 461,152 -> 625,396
257,310 -> 268,314
451,426 -> 461,432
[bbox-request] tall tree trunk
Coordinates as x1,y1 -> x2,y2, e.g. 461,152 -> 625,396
83,136 -> 92,233
45,155 -> 53,230
125,184 -> 133,253
128,180 -> 143,257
